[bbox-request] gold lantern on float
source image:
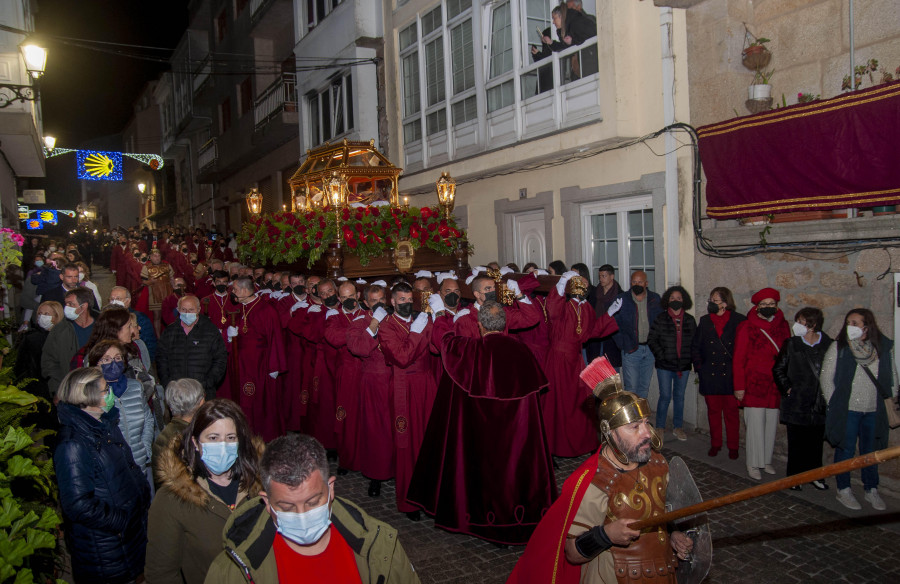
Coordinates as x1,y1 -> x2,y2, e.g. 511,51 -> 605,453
246,188 -> 263,217
435,171 -> 456,219
327,171 -> 348,244
485,267 -> 516,306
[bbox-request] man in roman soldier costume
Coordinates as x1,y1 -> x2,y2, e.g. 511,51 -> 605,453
140,248 -> 174,335
508,357 -> 693,584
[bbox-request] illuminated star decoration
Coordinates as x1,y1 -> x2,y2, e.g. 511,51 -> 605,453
45,146 -> 165,174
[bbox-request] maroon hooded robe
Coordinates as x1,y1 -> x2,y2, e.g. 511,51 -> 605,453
290,304 -> 338,449
325,306 -> 366,471
407,330 -> 557,545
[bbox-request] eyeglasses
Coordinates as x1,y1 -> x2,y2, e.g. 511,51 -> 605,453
98,355 -> 124,365
757,301 -> 778,308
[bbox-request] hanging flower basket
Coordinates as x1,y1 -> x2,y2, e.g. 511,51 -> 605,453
742,45 -> 772,71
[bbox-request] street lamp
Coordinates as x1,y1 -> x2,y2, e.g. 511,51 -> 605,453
245,187 -> 263,217
43,136 -> 56,153
435,171 -> 456,219
138,183 -> 146,194
0,41 -> 47,108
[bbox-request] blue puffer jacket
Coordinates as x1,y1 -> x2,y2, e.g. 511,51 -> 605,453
612,289 -> 663,353
54,402 -> 151,584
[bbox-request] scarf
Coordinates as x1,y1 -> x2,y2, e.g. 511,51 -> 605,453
668,308 -> 684,376
709,310 -> 730,336
849,338 -> 877,366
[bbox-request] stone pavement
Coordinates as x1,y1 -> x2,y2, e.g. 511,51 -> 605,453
329,431 -> 900,583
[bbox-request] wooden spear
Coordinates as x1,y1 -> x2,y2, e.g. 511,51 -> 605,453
629,445 -> 900,530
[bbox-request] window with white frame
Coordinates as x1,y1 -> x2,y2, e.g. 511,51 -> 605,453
306,0 -> 344,33
307,72 -> 354,147
581,197 -> 656,292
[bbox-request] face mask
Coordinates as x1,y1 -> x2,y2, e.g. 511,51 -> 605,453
342,298 -> 357,311
668,300 -> 683,311
34,260 -> 44,268
293,285 -> 306,296
323,295 -> 339,308
272,488 -> 333,546
215,284 -> 228,294
273,283 -> 282,292
78,273 -> 85,282
371,302 -> 385,313
395,302 -> 413,317
200,441 -> 239,475
567,294 -> 586,302
110,299 -> 126,308
64,306 -> 80,320
443,292 -> 459,308
37,314 -> 54,331
220,244 -> 226,249
482,291 -> 497,304
758,306 -> 777,319
180,312 -> 198,326
100,361 -> 125,382
707,302 -> 719,315
631,285 -> 645,295
101,390 -> 115,413
846,325 -> 864,341
792,322 -> 808,337
48,246 -> 57,252
175,288 -> 184,297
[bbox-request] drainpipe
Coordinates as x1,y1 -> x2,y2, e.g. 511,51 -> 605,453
660,7 -> 680,287
849,0 -> 855,89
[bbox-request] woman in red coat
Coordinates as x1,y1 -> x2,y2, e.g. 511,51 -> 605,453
733,287 -> 790,480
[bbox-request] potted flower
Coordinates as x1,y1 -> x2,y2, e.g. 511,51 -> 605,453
749,69 -> 775,100
742,37 -> 772,71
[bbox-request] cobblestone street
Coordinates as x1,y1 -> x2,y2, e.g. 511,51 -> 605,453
329,433 -> 900,584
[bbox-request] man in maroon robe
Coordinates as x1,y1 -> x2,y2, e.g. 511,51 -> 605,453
110,234 -> 129,287
510,271 -> 552,367
325,281 -> 366,474
226,276 -> 286,441
375,282 -> 435,520
346,284 -> 395,498
453,273 -> 541,338
543,271 -> 621,457
273,272 -> 308,431
407,301 -> 557,545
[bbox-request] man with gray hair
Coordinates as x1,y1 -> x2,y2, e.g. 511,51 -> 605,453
204,434 -> 420,583
150,378 -> 205,485
156,294 -> 227,400
407,301 -> 557,545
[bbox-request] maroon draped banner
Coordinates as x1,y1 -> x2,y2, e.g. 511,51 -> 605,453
698,81 -> 900,219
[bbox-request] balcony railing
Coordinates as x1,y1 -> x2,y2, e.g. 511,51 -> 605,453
250,0 -> 270,20
193,56 -> 211,94
254,73 -> 297,129
198,138 -> 218,171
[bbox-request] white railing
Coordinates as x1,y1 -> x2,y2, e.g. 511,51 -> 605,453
253,73 -> 297,128
198,138 -> 217,171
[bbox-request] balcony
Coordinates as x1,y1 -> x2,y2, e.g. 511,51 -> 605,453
249,0 -> 293,35
253,73 -> 297,129
198,138 -> 218,172
192,56 -> 211,95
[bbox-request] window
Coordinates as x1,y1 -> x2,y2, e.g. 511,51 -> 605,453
582,197 -> 656,292
216,9 -> 227,42
239,78 -> 253,116
220,97 -> 232,133
399,22 -> 422,144
306,0 -> 343,31
488,3 -> 513,78
307,73 -> 354,146
424,39 -> 445,107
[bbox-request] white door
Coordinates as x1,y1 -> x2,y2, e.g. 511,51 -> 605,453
512,210 -> 546,269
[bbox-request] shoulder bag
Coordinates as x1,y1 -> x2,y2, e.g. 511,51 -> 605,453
859,363 -> 900,429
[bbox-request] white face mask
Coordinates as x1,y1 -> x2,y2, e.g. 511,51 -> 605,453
109,299 -> 126,308
64,306 -> 80,320
846,325 -> 864,341
78,272 -> 85,282
792,322 -> 808,337
37,314 -> 54,331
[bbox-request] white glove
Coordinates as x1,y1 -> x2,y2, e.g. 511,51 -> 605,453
607,297 -> 623,317
290,300 -> 309,315
428,293 -> 446,315
258,288 -> 271,295
372,279 -> 387,287
436,271 -> 457,285
337,276 -> 348,282
227,326 -> 239,338
414,270 -> 433,279
269,371 -> 278,379
535,269 -> 549,276
453,308 -> 471,323
308,304 -> 322,313
353,314 -> 367,321
499,266 -> 514,276
355,278 -> 367,285
325,308 -> 339,319
373,307 -> 388,322
506,279 -> 521,296
410,312 -> 429,334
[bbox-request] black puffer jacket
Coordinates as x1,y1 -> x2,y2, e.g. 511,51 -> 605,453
647,311 -> 697,371
54,402 -> 150,584
773,334 -> 833,426
156,315 -> 227,399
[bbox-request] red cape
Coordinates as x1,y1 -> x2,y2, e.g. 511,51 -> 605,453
507,451 -> 599,584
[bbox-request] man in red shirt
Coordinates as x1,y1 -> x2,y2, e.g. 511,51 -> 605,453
205,434 -> 420,583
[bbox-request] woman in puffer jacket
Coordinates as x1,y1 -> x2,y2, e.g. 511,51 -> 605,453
55,367 -> 151,583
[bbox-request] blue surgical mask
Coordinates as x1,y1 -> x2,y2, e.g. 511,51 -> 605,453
271,486 -> 333,546
100,361 -> 125,382
200,441 -> 239,475
34,260 -> 44,268
180,312 -> 198,326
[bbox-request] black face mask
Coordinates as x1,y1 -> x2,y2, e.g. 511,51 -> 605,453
707,302 -> 719,315
323,295 -> 339,308
371,301 -> 385,313
668,300 -> 683,311
567,294 -> 586,302
395,302 -> 413,317
230,275 -> 238,281
631,285 -> 645,295
215,284 -> 228,294
219,244 -> 226,249
191,260 -> 198,265
274,283 -> 284,292
229,292 -> 239,304
443,292 -> 460,308
175,288 -> 184,297
482,291 -> 497,303
342,298 -> 358,312
758,306 -> 777,319
293,285 -> 306,296
141,256 -> 148,262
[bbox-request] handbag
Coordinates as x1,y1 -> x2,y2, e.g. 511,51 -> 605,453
802,351 -> 827,416
859,363 -> 900,429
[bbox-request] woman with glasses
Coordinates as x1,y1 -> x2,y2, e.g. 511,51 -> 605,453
54,367 -> 151,583
87,339 -> 156,489
733,287 -> 790,480
691,288 -> 745,459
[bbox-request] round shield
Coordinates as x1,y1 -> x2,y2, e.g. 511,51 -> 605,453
666,456 -> 712,584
